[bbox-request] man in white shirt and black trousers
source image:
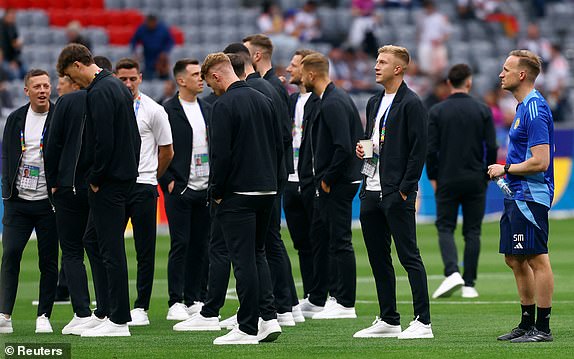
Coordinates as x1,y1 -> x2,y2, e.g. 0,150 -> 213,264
115,58 -> 174,326
201,53 -> 283,345
159,58 -> 212,322
57,44 -> 141,337
355,45 -> 433,339
0,69 -> 58,335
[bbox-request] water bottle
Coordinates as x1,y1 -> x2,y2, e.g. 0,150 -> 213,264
495,177 -> 513,198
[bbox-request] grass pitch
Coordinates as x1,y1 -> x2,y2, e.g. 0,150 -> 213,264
1,219 -> 573,358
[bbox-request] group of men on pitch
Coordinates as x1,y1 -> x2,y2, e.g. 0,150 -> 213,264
0,32 -> 555,344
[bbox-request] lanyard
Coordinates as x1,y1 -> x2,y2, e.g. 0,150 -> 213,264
20,128 -> 46,154
379,103 -> 392,145
134,95 -> 141,117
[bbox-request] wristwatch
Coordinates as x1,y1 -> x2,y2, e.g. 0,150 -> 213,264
504,163 -> 511,174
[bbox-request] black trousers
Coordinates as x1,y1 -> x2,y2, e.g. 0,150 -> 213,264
125,183 -> 158,310
216,194 -> 276,336
435,179 -> 486,287
53,188 -> 91,317
88,180 -> 133,324
55,262 -> 68,298
200,204 -> 231,318
360,190 -> 431,325
83,211 -> 110,319
165,188 -> 210,307
308,182 -> 359,308
283,181 -> 314,298
0,198 -> 58,317
266,180 -> 298,313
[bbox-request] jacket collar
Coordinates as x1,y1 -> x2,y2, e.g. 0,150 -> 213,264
85,69 -> 112,92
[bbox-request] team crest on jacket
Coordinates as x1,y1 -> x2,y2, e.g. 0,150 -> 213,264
514,118 -> 520,129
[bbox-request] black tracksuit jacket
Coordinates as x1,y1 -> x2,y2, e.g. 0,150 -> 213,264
45,90 -> 90,191
84,69 -> 140,186
208,81 -> 283,199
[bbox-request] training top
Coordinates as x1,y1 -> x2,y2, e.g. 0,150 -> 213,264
506,89 -> 555,208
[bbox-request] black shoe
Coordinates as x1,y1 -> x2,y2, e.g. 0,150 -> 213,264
510,328 -> 553,343
497,326 -> 530,341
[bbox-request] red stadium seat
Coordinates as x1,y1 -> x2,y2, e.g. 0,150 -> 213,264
48,10 -> 70,27
6,0 -> 31,8
28,0 -> 51,9
107,27 -> 134,46
170,27 -> 185,45
107,11 -> 126,27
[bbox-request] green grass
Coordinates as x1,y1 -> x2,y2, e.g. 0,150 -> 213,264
1,219 -> 573,358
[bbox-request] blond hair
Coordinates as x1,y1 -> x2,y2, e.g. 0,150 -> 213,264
201,52 -> 231,79
300,52 -> 329,76
508,49 -> 542,81
378,45 -> 410,68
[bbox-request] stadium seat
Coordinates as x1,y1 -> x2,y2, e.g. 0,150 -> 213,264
170,27 -> 185,45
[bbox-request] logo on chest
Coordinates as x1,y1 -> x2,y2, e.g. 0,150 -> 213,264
514,118 -> 520,130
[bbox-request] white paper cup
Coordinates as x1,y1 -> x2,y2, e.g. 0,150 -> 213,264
359,139 -> 373,158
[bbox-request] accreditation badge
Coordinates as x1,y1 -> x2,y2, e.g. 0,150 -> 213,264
360,153 -> 379,178
20,164 -> 40,190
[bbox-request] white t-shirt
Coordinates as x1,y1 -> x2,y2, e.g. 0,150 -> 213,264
17,107 -> 48,201
180,98 -> 209,191
134,92 -> 173,186
366,92 -> 395,192
288,92 -> 312,183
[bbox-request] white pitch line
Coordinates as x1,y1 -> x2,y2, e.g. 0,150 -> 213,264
356,300 -> 574,305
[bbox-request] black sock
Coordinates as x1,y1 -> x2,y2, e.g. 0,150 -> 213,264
536,307 -> 552,333
519,304 -> 536,330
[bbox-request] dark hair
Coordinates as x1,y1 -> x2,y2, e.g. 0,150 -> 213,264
227,53 -> 245,78
24,69 -> 49,86
242,34 -> 273,55
447,63 -> 472,88
223,42 -> 252,65
93,55 -> 112,71
56,43 -> 94,76
115,57 -> 140,72
173,58 -> 200,78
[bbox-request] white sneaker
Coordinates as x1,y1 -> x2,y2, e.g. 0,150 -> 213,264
166,303 -> 190,321
69,314 -> 107,335
257,318 -> 282,342
312,300 -> 357,320
186,301 -> 204,316
292,304 -> 305,323
173,313 -> 221,331
62,314 -> 93,335
277,312 -> 296,327
397,317 -> 434,339
81,319 -> 131,337
213,327 -> 258,345
219,314 -> 238,330
128,308 -> 150,326
432,272 -> 465,299
324,296 -> 338,309
35,314 -> 53,333
0,314 -> 13,334
353,317 -> 402,338
298,298 -> 324,318
461,286 -> 479,298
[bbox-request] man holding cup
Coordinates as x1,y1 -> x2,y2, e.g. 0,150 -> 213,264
354,45 -> 432,339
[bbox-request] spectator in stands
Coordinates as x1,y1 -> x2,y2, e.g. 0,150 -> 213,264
156,79 -> 176,105
257,1 -> 285,35
0,9 -> 25,80
542,43 -> 571,123
130,14 -> 175,80
423,78 -> 450,110
66,21 -> 92,52
289,0 -> 322,43
483,88 -> 505,127
347,0 -> 380,55
404,60 -> 432,99
328,47 -> 352,91
518,23 -> 551,65
416,0 -> 451,79
0,49 -> 13,113
351,49 -> 377,93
